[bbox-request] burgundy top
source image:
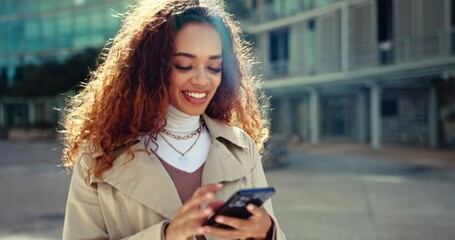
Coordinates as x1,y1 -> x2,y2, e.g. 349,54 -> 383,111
159,159 -> 207,240
159,158 -> 205,204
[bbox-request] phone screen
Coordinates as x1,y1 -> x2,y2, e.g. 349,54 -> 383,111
203,187 -> 276,229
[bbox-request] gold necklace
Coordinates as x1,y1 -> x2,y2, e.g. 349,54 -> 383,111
159,129 -> 202,163
160,122 -> 203,140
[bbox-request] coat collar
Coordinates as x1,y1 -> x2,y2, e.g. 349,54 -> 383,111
89,115 -> 248,220
202,114 -> 248,149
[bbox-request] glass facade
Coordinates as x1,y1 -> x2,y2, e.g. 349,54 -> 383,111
0,0 -> 131,82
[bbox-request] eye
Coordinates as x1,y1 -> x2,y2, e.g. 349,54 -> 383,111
208,67 -> 222,73
174,64 -> 192,71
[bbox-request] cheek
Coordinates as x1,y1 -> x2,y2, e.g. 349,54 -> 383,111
169,72 -> 183,90
213,76 -> 222,89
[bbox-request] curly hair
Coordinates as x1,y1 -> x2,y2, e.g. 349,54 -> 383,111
61,0 -> 269,179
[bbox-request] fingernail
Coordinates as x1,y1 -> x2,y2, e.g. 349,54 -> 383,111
216,216 -> 224,223
206,193 -> 214,199
216,183 -> 223,188
247,204 -> 255,211
198,228 -> 205,234
204,227 -> 211,233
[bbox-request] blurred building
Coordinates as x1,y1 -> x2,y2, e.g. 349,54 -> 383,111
242,0 -> 455,148
0,0 -> 130,128
0,0 -> 131,82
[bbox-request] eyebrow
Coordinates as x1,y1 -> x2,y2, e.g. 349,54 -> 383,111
173,52 -> 222,59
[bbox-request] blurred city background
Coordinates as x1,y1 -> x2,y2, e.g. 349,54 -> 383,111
0,0 -> 455,239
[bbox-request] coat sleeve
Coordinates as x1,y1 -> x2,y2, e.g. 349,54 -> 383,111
246,136 -> 287,240
62,153 -> 168,240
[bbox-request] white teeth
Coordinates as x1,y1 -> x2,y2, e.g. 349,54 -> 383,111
184,92 -> 206,99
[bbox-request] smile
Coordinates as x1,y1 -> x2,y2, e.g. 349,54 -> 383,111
183,91 -> 207,99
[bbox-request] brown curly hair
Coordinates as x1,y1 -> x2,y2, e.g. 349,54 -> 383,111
61,0 -> 269,179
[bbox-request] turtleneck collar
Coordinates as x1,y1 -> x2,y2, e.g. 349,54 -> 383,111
165,105 -> 201,132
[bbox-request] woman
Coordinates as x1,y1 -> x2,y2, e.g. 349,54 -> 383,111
61,0 -> 285,239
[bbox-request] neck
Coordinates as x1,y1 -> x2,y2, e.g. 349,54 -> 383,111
165,105 -> 201,132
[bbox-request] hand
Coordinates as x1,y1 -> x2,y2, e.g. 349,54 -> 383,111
165,183 -> 223,240
204,204 -> 272,240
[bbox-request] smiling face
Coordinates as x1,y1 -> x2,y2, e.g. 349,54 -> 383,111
168,22 -> 222,116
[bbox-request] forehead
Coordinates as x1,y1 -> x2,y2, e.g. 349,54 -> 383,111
173,22 -> 222,55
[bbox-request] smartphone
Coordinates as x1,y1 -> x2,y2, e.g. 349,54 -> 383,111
203,187 -> 276,229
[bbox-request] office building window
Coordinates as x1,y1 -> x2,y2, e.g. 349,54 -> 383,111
42,18 -> 57,49
25,20 -> 40,51
315,0 -> 331,8
270,28 -> 289,61
285,0 -> 301,15
377,0 -> 393,42
10,22 -> 25,52
452,0 -> 455,27
0,23 -> 7,52
377,0 -> 393,65
74,11 -> 91,48
452,0 -> 455,54
303,0 -> 314,10
382,99 -> 398,117
269,27 -> 289,76
58,15 -> 73,48
251,0 -> 257,8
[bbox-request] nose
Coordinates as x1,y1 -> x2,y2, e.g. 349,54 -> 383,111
191,66 -> 210,86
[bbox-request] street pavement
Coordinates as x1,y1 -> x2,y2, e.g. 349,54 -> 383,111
0,140 -> 454,240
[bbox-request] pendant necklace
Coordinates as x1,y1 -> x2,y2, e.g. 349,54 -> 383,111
159,129 -> 202,164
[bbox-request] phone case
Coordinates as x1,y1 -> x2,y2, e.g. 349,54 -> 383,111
204,187 -> 276,229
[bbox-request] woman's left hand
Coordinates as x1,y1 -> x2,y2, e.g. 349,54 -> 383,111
204,204 -> 272,240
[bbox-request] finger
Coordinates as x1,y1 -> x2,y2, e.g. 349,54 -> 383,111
178,191 -> 216,215
185,206 -> 215,221
214,215 -> 248,230
246,204 -> 265,219
178,184 -> 222,214
208,200 -> 224,211
169,208 -> 214,236
192,183 -> 223,198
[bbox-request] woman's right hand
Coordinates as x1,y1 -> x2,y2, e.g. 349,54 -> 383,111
164,183 -> 223,240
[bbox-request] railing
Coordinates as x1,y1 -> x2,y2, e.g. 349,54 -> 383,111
261,28 -> 455,79
351,28 -> 454,69
244,0 -> 341,26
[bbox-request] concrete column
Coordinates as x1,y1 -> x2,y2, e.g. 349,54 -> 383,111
428,84 -> 438,148
296,98 -> 307,140
341,2 -> 350,71
357,90 -> 367,143
279,98 -> 293,138
290,23 -> 305,76
27,100 -> 35,126
0,103 -> 4,126
257,32 -> 270,76
309,88 -> 320,144
370,83 -> 382,150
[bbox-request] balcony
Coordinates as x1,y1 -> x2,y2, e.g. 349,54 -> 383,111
261,28 -> 455,80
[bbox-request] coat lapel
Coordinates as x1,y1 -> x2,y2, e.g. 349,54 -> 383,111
201,115 -> 249,202
201,140 -> 247,185
99,139 -> 182,220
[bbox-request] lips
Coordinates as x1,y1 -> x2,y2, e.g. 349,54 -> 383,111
182,91 -> 208,104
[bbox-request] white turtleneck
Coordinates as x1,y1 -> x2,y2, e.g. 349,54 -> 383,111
150,105 -> 211,173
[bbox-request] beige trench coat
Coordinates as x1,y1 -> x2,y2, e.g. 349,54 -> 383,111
63,115 -> 286,240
